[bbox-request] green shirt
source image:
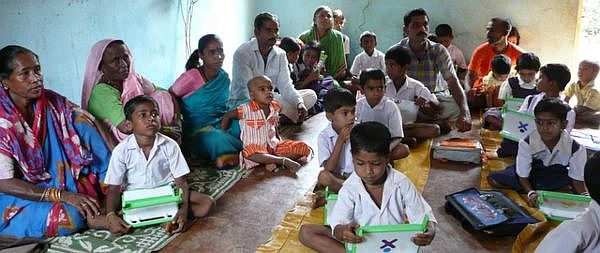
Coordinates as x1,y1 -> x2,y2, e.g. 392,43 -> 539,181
299,27 -> 346,77
87,83 -> 126,126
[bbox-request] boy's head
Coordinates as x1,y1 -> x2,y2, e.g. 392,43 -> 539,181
302,40 -> 321,67
533,97 -> 570,141
491,54 -> 511,81
332,9 -> 345,31
124,95 -> 161,137
516,52 -> 540,83
350,122 -> 391,185
324,88 -> 356,131
434,24 -> 454,48
584,152 -> 600,202
359,31 -> 377,55
577,59 -> 600,84
359,68 -> 386,107
279,37 -> 301,64
384,45 -> 411,80
538,64 -> 571,94
248,75 -> 274,105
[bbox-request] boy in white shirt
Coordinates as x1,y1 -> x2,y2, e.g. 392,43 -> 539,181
355,68 -> 409,160
350,31 -> 386,77
299,122 -> 436,253
104,95 -> 215,235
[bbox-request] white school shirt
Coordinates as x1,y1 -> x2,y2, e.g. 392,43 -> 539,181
497,76 -> 536,100
385,76 -> 439,104
317,123 -> 354,175
516,130 -> 586,181
356,97 -> 404,138
349,49 -> 386,76
104,133 -> 190,190
328,166 -> 436,236
447,44 -> 467,70
230,38 -> 302,107
519,92 -> 576,132
535,200 -> 600,253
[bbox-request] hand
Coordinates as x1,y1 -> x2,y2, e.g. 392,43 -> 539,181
339,124 -> 352,142
297,103 -> 308,123
334,223 -> 363,244
415,97 -> 428,106
411,223 -> 435,246
62,191 -> 100,218
107,214 -> 131,235
166,207 -> 188,235
305,70 -> 320,83
527,191 -> 539,207
455,112 -> 472,132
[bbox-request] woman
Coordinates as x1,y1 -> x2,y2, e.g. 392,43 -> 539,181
82,39 -> 181,145
0,45 -> 111,238
299,5 -> 347,81
170,34 -> 242,168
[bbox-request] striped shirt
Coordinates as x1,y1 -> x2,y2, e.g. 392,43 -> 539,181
396,38 -> 457,92
238,99 -> 281,152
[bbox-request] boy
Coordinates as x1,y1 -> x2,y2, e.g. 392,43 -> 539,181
317,88 -> 356,193
332,9 -> 350,71
221,75 -> 310,171
104,95 -> 215,235
488,98 -> 587,207
279,37 -> 302,84
534,152 -> 600,252
299,122 -> 436,253
482,54 -> 511,108
496,63 -> 576,157
384,45 -> 441,142
563,59 -> 600,125
349,31 -> 386,77
355,68 -> 410,160
435,24 -> 468,81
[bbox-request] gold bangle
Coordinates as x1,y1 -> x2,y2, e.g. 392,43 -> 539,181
57,190 -> 62,202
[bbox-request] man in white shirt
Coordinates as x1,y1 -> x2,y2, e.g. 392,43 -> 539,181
230,12 -> 316,124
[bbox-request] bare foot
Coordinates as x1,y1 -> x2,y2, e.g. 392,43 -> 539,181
283,158 -> 301,172
265,163 -> 277,172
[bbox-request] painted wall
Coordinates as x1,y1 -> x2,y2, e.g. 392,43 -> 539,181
254,0 -> 581,75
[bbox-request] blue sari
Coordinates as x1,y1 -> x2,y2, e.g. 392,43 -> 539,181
0,89 -> 110,239
174,68 -> 242,165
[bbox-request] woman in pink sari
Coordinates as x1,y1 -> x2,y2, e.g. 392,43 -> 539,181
82,39 -> 181,145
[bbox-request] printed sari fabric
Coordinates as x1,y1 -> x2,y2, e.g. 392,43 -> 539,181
0,88 -> 110,238
171,68 -> 242,165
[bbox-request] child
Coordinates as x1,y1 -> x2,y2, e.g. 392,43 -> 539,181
317,88 -> 356,193
279,37 -> 302,84
488,98 -> 587,207
534,152 -> 599,252
563,59 -> 600,125
485,52 -> 541,130
104,95 -> 215,235
349,31 -> 386,77
355,68 -> 410,160
508,26 -> 521,45
221,75 -> 311,171
294,40 -> 336,114
299,122 -> 436,253
332,9 -> 350,71
496,64 -> 576,157
384,45 -> 441,142
482,54 -> 511,108
435,24 -> 468,81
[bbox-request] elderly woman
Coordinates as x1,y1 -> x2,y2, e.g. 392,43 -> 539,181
170,34 -> 242,168
0,45 -> 111,238
299,5 -> 347,80
82,39 -> 181,145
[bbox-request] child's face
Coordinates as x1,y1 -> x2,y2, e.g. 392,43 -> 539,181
535,112 -> 566,143
385,59 -> 407,80
492,71 -> 509,82
536,73 -> 555,94
286,50 -> 300,64
578,62 -> 599,84
326,105 -> 355,131
352,150 -> 388,186
360,36 -> 376,54
249,79 -> 274,105
128,101 -> 161,138
508,35 -> 518,45
437,36 -> 453,48
333,15 -> 345,31
518,69 -> 537,83
362,79 -> 385,107
302,49 -> 320,67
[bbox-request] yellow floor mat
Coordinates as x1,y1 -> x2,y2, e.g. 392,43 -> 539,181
478,129 -> 555,253
256,139 -> 433,253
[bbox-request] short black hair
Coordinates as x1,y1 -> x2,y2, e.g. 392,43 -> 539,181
0,45 -> 39,79
385,45 -> 411,66
491,54 -> 511,75
350,121 -> 391,157
427,33 -> 438,43
358,68 -> 385,87
403,8 -> 428,27
435,24 -> 453,37
533,97 -> 570,121
324,88 -> 356,113
303,40 -> 321,55
585,152 -> 600,202
539,64 -> 571,91
516,52 -> 540,72
491,17 -> 512,35
279,37 -> 301,53
254,12 -> 278,30
124,95 -> 159,120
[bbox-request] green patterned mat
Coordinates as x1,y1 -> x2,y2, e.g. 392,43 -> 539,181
46,164 -> 250,253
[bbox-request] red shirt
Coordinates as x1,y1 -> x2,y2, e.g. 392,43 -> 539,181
468,43 -> 525,89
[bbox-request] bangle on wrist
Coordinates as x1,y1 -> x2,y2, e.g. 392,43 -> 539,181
582,191 -> 590,196
527,190 -> 537,199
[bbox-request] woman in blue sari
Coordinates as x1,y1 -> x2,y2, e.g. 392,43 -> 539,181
0,46 -> 112,239
170,34 -> 242,168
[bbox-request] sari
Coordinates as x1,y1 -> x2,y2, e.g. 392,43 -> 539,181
171,68 -> 242,166
0,88 -> 110,238
298,27 -> 346,77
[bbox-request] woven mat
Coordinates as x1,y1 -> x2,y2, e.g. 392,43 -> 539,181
256,139 -> 433,253
47,164 -> 249,253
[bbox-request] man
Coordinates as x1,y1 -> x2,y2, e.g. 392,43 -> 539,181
466,17 -> 525,109
231,12 -> 316,124
396,8 -> 471,132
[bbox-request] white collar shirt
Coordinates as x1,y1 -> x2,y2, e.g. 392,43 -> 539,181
519,92 -> 575,132
349,49 -> 386,76
317,124 -> 354,175
385,76 -> 438,104
356,97 -> 404,138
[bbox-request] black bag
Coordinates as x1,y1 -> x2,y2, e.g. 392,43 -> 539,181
445,188 -> 538,236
